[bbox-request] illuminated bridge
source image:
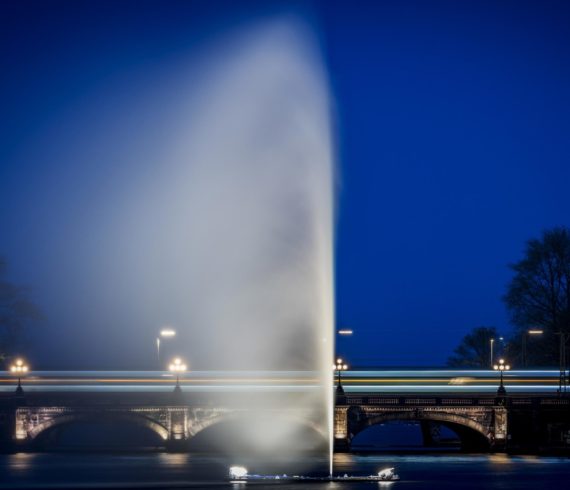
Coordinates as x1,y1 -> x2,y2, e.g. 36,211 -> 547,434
0,370 -> 568,453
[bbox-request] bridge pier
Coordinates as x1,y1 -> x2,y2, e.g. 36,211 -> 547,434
164,407 -> 192,451
419,420 -> 439,447
333,405 -> 351,452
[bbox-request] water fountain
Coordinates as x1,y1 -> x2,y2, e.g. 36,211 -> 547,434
167,19 -> 336,474
87,16 -> 336,475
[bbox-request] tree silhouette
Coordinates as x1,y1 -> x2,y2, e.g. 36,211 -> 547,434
447,326 -> 497,368
0,257 -> 43,361
503,227 -> 570,366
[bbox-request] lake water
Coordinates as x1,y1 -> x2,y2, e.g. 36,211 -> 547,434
1,452 -> 569,489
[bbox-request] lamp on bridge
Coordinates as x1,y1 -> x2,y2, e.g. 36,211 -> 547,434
493,358 -> 510,395
334,358 -> 348,395
169,357 -> 187,394
157,328 -> 176,367
10,358 -> 29,395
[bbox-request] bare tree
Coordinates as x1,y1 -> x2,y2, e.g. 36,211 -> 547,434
503,227 -> 570,366
447,326 -> 497,368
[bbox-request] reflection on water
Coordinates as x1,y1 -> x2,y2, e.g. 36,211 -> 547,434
487,453 -> 514,465
1,453 -> 569,489
4,453 -> 34,473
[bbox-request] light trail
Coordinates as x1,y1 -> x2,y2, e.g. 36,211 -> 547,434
0,369 -> 563,393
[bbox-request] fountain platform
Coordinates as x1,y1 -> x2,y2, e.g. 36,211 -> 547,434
229,466 -> 400,483
231,475 -> 400,483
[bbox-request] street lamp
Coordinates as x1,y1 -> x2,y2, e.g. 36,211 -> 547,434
156,328 -> 176,367
333,357 -> 348,395
490,338 -> 495,368
493,358 -> 510,395
522,329 -> 543,367
10,358 -> 29,394
169,357 -> 187,393
556,332 -> 570,394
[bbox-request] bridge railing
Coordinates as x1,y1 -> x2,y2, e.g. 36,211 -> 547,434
341,394 -> 570,407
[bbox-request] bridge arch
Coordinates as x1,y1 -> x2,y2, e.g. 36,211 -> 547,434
187,410 -> 328,452
28,412 -> 169,445
351,410 -> 491,451
187,409 -> 327,439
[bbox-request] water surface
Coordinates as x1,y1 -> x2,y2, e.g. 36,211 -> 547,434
1,453 -> 569,489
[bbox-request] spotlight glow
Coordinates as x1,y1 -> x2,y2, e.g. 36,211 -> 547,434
229,466 -> 248,479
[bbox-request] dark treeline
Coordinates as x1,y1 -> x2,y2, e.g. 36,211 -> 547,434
449,227 -> 570,368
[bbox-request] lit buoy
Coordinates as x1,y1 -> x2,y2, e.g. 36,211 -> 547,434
229,466 -> 248,479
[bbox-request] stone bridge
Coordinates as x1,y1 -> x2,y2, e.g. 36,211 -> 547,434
11,405 -> 326,449
334,396 -> 507,451
1,391 -> 569,453
16,406 -> 213,445
333,393 -> 570,452
0,392 -> 327,451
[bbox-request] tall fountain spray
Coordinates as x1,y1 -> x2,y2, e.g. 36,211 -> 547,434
8,11 -> 334,471
109,19 -> 335,472
175,21 -> 336,473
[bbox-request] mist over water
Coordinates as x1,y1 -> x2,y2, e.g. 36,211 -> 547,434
177,21 -> 335,466
175,24 -> 335,373
118,21 -> 335,466
8,17 -> 335,468
88,20 -> 337,370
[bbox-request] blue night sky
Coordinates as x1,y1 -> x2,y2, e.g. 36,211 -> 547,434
1,0 -> 570,368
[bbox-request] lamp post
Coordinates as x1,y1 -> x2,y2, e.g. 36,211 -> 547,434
522,329 -> 543,367
493,358 -> 510,395
169,357 -> 187,393
333,358 -> 348,395
157,328 -> 176,367
336,329 -> 353,365
490,338 -> 495,368
557,332 -> 569,395
10,358 -> 29,395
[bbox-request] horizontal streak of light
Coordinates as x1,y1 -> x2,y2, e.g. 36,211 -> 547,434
348,370 -> 562,375
345,385 -> 558,390
344,379 -> 559,384
0,385 -> 321,393
0,378 -> 320,384
0,378 -> 559,385
1,370 -> 320,376
4,370 -> 563,374
0,385 -> 559,394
